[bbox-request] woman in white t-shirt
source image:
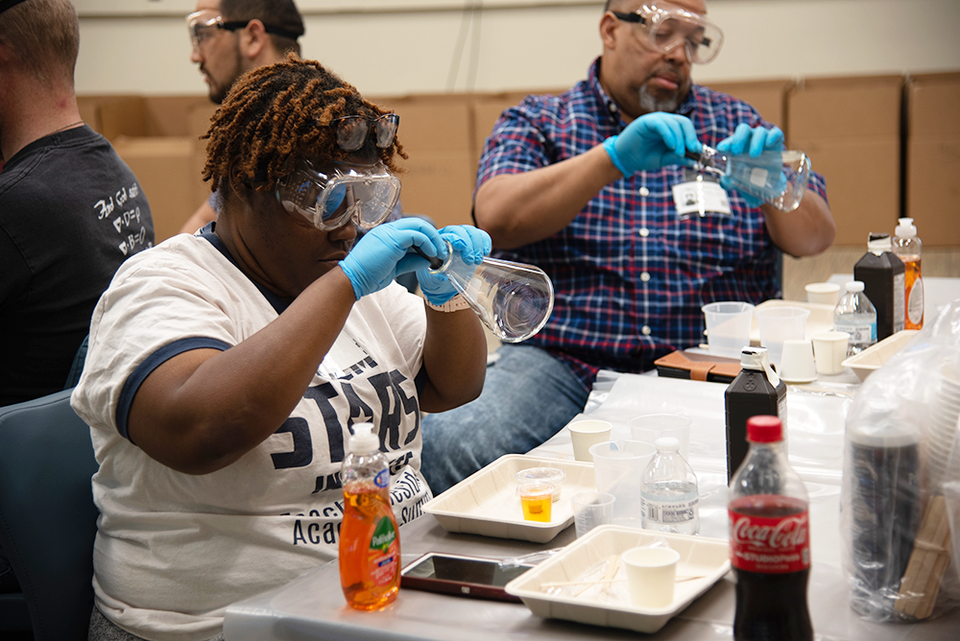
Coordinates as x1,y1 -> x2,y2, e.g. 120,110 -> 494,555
72,54 -> 491,641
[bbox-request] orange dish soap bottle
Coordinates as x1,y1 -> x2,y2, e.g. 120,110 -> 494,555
339,422 -> 400,610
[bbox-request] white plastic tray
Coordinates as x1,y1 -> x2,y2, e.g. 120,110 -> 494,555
422,455 -> 595,543
750,299 -> 835,345
841,329 -> 920,381
505,525 -> 730,633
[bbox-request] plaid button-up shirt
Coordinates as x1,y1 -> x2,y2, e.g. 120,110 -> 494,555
475,59 -> 828,390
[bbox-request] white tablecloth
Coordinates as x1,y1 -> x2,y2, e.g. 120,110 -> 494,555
224,373 -> 960,641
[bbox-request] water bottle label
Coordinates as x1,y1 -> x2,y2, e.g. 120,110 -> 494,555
729,498 -> 810,573
642,494 -> 698,525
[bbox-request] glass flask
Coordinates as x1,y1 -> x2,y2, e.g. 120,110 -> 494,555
422,240 -> 554,343
686,144 -> 811,212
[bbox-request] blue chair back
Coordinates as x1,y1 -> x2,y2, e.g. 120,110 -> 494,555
0,389 -> 99,641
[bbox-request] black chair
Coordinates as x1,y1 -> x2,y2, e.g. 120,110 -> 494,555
0,389 -> 100,641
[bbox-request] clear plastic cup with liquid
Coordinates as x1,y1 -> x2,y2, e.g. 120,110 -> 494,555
686,144 -> 811,212
426,240 -> 555,343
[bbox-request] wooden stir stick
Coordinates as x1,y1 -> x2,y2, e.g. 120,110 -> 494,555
895,495 -> 952,618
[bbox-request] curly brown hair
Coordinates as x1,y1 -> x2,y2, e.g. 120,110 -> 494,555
201,53 -> 406,199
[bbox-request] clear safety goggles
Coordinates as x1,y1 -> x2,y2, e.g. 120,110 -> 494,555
186,9 -> 301,53
276,160 -> 401,231
612,4 -> 724,64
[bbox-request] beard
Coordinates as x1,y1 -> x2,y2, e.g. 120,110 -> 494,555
638,83 -> 681,114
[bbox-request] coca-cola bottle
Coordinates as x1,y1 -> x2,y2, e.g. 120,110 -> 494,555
728,415 -> 812,641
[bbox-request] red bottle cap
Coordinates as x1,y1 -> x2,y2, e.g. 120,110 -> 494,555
746,415 -> 782,443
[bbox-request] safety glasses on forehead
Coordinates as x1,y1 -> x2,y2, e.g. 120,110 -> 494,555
612,4 -> 724,64
330,114 -> 400,152
186,10 -> 302,52
276,161 -> 401,231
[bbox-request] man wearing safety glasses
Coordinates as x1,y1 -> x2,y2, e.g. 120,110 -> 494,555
179,0 -> 305,234
420,0 -> 835,494
73,55 -> 491,641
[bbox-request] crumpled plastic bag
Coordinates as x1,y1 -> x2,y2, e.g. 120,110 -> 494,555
840,300 -> 960,622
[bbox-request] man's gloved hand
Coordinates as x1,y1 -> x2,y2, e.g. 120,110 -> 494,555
717,123 -> 785,208
339,218 -> 445,300
417,225 -> 492,305
602,112 -> 701,177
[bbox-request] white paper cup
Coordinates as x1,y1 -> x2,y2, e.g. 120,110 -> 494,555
812,331 -> 850,375
568,420 -> 612,462
755,306 -> 810,368
779,339 -> 817,383
629,413 -> 692,462
701,301 -> 755,359
622,546 -> 681,609
805,282 -> 841,306
571,492 -> 615,538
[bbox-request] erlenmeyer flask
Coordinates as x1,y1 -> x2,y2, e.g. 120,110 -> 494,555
685,144 -> 811,212
426,241 -> 554,343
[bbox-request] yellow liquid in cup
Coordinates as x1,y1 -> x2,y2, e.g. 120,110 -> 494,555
520,494 -> 552,522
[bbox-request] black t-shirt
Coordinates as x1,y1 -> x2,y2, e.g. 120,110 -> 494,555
0,125 -> 155,406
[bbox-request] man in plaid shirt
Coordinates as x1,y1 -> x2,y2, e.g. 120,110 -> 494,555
420,0 -> 834,494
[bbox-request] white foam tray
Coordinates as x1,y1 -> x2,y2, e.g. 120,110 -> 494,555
422,455 -> 595,543
841,329 -> 920,381
750,299 -> 836,345
505,525 -> 730,633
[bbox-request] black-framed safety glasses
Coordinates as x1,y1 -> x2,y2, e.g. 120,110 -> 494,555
187,10 -> 301,53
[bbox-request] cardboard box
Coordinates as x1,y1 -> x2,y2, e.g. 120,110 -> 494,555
905,72 -> 960,245
112,136 -> 207,243
788,75 -> 902,139
703,79 -> 792,129
787,76 -> 904,245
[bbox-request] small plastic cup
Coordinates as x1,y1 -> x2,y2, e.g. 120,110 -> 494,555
701,301 -> 755,359
588,440 -> 656,529
571,492 -> 615,538
568,419 -> 612,462
622,546 -> 681,609
755,305 -> 810,368
517,482 -> 554,522
629,413 -> 692,462
515,467 -> 566,502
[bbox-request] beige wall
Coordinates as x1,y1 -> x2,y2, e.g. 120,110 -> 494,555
74,0 -> 960,97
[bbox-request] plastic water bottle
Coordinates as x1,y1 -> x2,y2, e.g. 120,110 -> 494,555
641,436 -> 700,535
833,281 -> 877,356
892,217 -> 924,330
339,423 -> 401,611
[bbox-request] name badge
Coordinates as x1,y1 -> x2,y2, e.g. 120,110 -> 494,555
672,175 -> 732,218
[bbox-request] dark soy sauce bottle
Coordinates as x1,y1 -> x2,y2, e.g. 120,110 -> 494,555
724,346 -> 787,483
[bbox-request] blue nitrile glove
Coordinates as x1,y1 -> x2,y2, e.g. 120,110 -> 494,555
716,123 -> 785,208
417,225 -> 492,306
339,217 -> 445,300
602,112 -> 701,177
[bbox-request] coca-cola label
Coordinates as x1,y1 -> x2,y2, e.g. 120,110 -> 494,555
728,501 -> 810,573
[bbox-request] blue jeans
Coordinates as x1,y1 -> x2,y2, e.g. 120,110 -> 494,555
419,344 -> 590,495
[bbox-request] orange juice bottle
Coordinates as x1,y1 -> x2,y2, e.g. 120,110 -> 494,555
339,423 -> 400,610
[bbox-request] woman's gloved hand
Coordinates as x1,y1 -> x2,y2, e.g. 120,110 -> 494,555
417,225 -> 492,306
602,112 -> 701,176
339,218 -> 445,300
717,123 -> 785,208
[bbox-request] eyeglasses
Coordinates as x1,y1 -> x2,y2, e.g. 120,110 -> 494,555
277,160 -> 401,231
330,114 -> 400,153
186,10 -> 302,54
612,4 -> 724,64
